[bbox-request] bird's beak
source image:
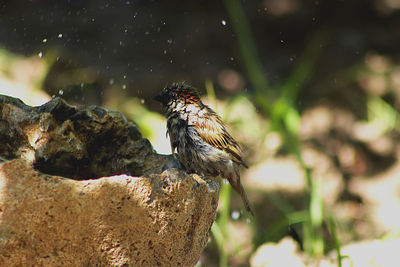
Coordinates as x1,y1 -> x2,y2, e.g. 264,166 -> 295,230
153,93 -> 163,102
153,93 -> 167,105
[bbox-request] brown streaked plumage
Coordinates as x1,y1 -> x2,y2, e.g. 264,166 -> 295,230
154,82 -> 253,215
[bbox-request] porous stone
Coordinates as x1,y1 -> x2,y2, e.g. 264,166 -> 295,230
0,95 -> 219,266
0,94 -> 176,178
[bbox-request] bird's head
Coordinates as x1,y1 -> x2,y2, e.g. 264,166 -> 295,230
153,82 -> 202,109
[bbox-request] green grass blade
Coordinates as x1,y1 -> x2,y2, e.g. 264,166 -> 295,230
223,0 -> 271,111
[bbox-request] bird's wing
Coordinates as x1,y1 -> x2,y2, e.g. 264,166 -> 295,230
167,116 -> 179,154
194,108 -> 247,168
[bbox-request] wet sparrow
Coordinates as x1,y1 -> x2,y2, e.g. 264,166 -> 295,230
154,82 -> 253,215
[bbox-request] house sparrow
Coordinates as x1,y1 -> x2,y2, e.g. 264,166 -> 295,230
154,82 -> 253,215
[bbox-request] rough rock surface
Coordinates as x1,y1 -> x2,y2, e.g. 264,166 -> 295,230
0,94 -> 176,178
0,95 -> 219,266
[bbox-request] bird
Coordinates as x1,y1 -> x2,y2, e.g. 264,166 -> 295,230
154,82 -> 253,215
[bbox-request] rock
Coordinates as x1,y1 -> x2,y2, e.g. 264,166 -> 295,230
0,94 -> 177,178
0,95 -> 219,266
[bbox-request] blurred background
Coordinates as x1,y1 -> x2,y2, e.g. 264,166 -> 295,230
1,0 -> 400,266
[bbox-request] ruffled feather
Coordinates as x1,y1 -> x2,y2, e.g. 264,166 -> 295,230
194,106 -> 248,168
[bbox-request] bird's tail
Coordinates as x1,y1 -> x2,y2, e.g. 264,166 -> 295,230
229,171 -> 254,216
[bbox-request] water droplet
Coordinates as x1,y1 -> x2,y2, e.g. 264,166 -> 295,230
230,57 -> 234,61
38,52 -> 43,58
141,99 -> 145,104
123,75 -> 127,79
109,79 -> 114,85
221,20 -> 227,26
163,50 -> 167,54
280,39 -> 284,43
231,210 -> 240,220
42,38 -> 47,43
58,33 -> 63,38
169,59 -> 173,64
58,89 -> 64,95
122,84 -> 127,90
80,83 -> 84,88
